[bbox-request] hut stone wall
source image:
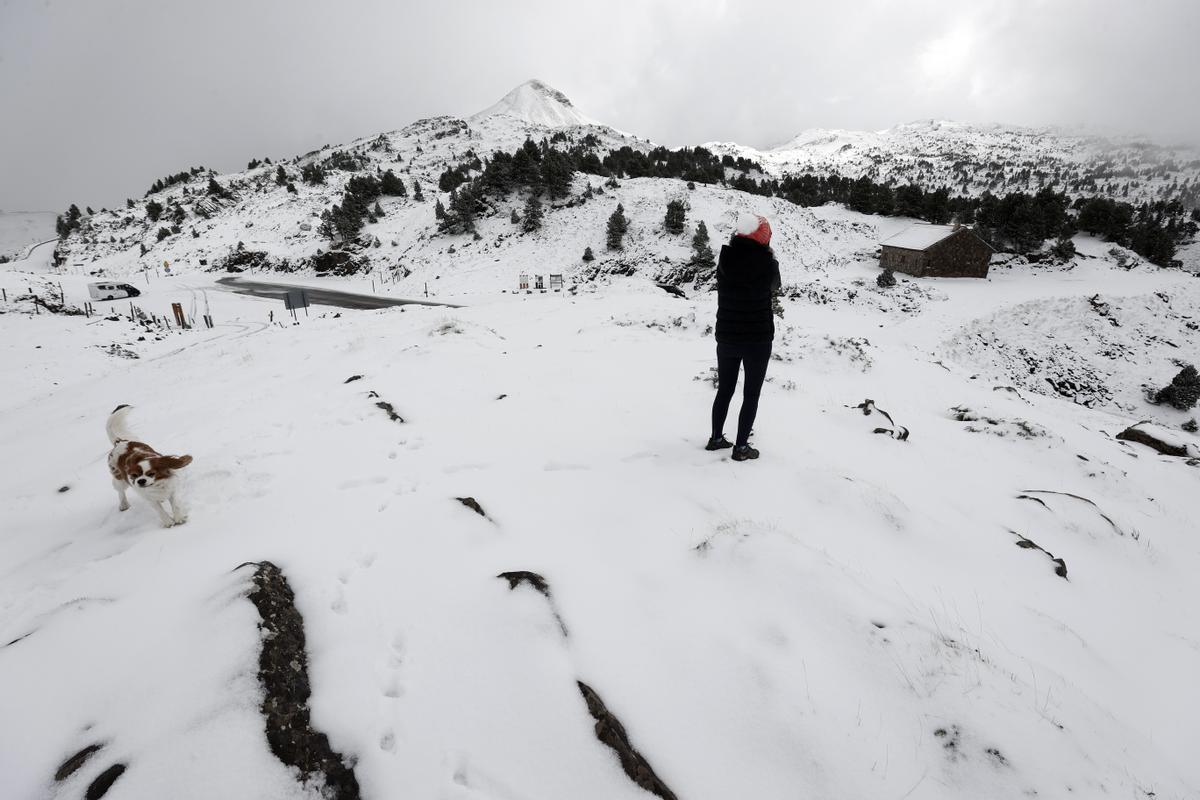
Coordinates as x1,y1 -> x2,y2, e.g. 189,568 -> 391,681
880,228 -> 992,278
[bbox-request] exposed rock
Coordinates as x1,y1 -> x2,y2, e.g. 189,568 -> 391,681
1018,490 -> 1129,538
1011,531 -> 1069,579
577,681 -> 678,800
949,406 -> 1049,439
1116,422 -> 1195,458
310,250 -> 368,277
85,763 -> 127,800
497,570 -> 550,597
343,375 -> 362,384
238,561 -> 361,800
498,570 -> 567,635
54,743 -> 103,781
853,399 -> 909,441
456,496 -> 487,517
365,390 -> 404,423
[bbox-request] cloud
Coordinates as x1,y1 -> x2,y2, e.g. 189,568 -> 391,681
1,0 -> 1197,211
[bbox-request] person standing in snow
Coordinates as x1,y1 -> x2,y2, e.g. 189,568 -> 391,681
706,212 -> 781,461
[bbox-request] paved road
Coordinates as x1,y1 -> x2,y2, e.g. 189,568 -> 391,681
215,277 -> 461,310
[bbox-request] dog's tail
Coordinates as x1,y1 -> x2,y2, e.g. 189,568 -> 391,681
106,404 -> 136,444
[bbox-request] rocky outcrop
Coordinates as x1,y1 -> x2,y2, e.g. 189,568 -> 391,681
1116,422 -> 1197,458
577,681 -> 679,800
239,561 -> 361,800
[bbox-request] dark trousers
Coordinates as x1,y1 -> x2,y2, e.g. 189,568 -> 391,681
710,341 -> 771,446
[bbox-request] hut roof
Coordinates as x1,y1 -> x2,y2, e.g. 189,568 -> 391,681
880,224 -> 960,251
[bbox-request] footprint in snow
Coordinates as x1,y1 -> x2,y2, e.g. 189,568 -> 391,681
378,631 -> 407,698
330,585 -> 348,615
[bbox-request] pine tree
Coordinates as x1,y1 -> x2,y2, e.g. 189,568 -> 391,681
171,203 -> 185,224
435,199 -> 446,220
86,206 -> 94,215
207,176 -> 230,198
275,165 -> 287,185
510,208 -> 520,224
412,180 -> 424,201
373,201 -> 384,218
286,182 -> 297,194
448,185 -> 479,233
606,203 -> 629,250
691,221 -> 714,267
664,199 -> 688,234
582,246 -> 595,262
877,268 -> 897,288
541,149 -> 575,200
145,199 -> 164,222
126,198 -> 135,209
380,169 -> 406,196
1155,364 -> 1200,410
522,195 -> 544,233
301,163 -> 326,185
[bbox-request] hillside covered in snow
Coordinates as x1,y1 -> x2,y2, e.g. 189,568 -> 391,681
707,119 -> 1200,209
3,80 -> 1200,800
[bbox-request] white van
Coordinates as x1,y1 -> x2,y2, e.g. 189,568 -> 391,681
88,282 -> 141,301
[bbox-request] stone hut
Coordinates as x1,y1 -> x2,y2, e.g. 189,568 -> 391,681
879,224 -> 994,278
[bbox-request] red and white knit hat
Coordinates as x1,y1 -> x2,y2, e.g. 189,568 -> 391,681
734,212 -> 771,246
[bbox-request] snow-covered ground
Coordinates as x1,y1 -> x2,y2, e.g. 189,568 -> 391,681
2,231 -> 1198,798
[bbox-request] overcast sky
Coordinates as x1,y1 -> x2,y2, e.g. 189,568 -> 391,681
2,0 -> 1198,211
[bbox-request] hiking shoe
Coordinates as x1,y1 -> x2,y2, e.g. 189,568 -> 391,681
731,444 -> 759,461
705,435 -> 734,451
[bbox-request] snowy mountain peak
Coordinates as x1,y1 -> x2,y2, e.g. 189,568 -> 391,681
470,79 -> 599,128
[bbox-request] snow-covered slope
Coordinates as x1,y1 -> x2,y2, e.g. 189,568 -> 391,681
2,250 -> 1199,799
470,79 -> 599,128
705,119 -> 1200,206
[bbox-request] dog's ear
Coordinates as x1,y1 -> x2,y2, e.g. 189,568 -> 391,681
159,454 -> 193,470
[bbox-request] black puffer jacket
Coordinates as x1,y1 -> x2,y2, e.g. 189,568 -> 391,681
715,236 -> 782,344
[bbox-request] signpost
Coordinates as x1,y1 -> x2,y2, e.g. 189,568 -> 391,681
284,289 -> 309,322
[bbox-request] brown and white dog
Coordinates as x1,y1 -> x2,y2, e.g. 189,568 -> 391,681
106,405 -> 193,527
